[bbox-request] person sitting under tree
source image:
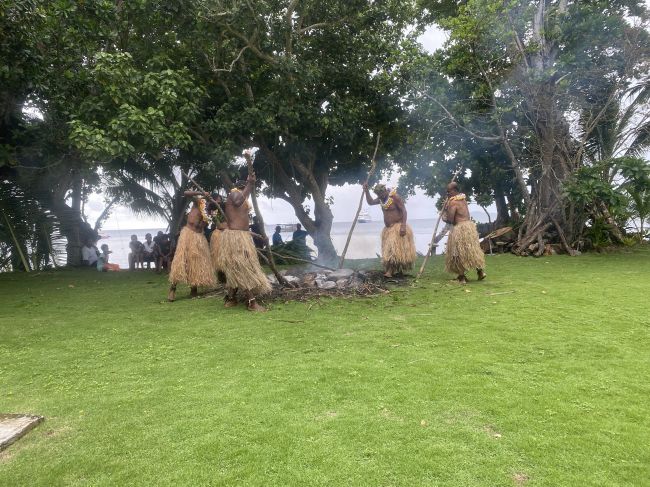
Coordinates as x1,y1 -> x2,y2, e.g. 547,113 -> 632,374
363,183 -> 417,278
81,239 -> 99,267
128,235 -> 144,270
167,191 -> 217,301
216,174 -> 271,312
97,244 -> 120,271
292,223 -> 308,242
442,182 -> 486,284
272,225 -> 283,246
154,232 -> 172,272
249,216 -> 266,250
142,233 -> 155,270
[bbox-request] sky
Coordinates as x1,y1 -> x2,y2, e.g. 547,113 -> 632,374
85,25 -> 481,231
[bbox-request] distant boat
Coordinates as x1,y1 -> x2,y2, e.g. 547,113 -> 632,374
358,210 -> 372,223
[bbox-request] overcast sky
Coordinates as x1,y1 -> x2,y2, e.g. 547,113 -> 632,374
87,26 -> 465,231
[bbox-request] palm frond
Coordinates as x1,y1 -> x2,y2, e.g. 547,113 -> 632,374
624,120 -> 650,158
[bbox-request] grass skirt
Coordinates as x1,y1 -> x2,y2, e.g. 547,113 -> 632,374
216,229 -> 272,295
169,227 -> 216,287
210,229 -> 223,271
381,223 -> 417,274
445,220 -> 485,275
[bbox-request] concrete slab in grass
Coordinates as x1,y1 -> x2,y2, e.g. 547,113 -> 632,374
0,414 -> 44,451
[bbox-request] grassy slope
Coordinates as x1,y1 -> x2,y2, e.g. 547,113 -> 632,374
0,248 -> 649,486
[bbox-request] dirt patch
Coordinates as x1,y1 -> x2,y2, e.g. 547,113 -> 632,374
512,472 -> 529,485
483,424 -> 502,439
315,411 -> 338,421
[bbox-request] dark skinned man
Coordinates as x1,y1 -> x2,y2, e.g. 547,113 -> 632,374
442,182 -> 486,284
216,174 -> 271,312
168,191 -> 217,301
363,183 -> 417,278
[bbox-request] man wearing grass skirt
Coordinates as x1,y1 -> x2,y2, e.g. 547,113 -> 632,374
216,173 -> 271,312
442,182 -> 486,284
363,182 -> 417,278
168,191 -> 217,301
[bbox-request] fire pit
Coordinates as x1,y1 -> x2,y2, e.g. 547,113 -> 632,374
265,267 -> 409,302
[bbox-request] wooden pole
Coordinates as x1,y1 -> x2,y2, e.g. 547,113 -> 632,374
2,209 -> 31,272
243,151 -> 293,287
338,133 -> 381,269
415,167 -> 463,280
180,170 -> 227,221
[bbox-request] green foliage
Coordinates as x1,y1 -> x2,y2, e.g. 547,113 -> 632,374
565,157 -> 650,245
403,0 -> 650,241
617,157 -> 650,240
565,165 -> 627,210
0,181 -> 62,271
69,52 -> 202,161
270,239 -> 315,264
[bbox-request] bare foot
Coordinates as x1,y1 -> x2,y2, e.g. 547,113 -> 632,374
247,299 -> 267,312
477,269 -> 487,281
167,289 -> 176,302
190,287 -> 198,298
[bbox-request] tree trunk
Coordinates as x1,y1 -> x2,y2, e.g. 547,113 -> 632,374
169,195 -> 189,236
49,199 -> 95,266
37,173 -> 95,266
307,198 -> 338,264
279,192 -> 338,264
257,141 -> 339,264
494,188 -> 510,226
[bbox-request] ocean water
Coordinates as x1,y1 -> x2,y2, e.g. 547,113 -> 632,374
98,218 -> 458,268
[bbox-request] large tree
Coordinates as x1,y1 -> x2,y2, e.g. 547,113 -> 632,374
0,0 -> 114,265
405,0 -> 650,254
179,0 -> 424,262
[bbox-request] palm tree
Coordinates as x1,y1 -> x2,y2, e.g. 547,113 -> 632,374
0,180 -> 65,271
576,78 -> 650,242
101,152 -> 224,236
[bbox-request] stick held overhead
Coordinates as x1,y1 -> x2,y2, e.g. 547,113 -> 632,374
180,170 -> 227,222
339,133 -> 381,269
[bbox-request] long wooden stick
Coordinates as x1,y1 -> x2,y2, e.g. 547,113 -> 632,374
180,170 -> 227,221
339,133 -> 381,269
244,151 -> 293,287
415,167 -> 463,280
2,209 -> 31,272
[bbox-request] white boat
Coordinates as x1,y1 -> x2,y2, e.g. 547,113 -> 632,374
358,210 -> 372,223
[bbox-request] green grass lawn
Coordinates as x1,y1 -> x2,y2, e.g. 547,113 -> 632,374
1,248 -> 649,486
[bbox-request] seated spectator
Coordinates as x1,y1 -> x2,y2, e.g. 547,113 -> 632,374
249,216 -> 265,249
272,226 -> 283,246
97,244 -> 120,271
81,239 -> 99,267
155,233 -> 172,273
292,223 -> 308,243
142,233 -> 155,269
153,231 -> 164,270
128,234 -> 144,270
